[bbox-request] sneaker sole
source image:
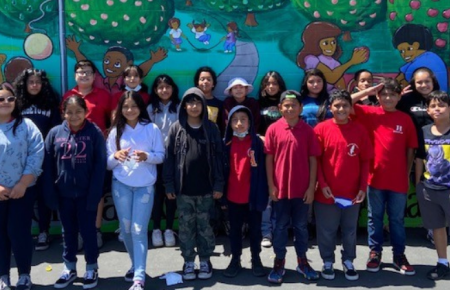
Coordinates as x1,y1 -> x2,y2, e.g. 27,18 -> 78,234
165,241 -> 176,247
82,280 -> 98,289
198,273 -> 213,280
393,264 -> 415,276
35,245 -> 50,251
366,265 -> 381,273
124,276 -> 133,283
345,273 -> 359,281
321,272 -> 335,280
267,269 -> 285,284
183,274 -> 196,281
296,267 -> 319,281
54,275 -> 77,289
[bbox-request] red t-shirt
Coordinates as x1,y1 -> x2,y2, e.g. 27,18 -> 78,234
314,119 -> 373,204
227,135 -> 252,204
353,104 -> 418,193
111,90 -> 150,111
264,118 -> 321,199
62,87 -> 111,133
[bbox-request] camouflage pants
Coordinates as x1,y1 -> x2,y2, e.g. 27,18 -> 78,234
177,194 -> 215,262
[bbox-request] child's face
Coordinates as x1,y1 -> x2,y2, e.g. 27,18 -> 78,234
103,51 -> 130,78
427,99 -> 450,121
377,89 -> 400,112
306,76 -> 323,97
75,66 -> 95,88
155,82 -> 173,103
122,98 -> 140,124
124,69 -> 142,89
414,71 -> 434,97
185,98 -> 202,118
279,99 -> 302,122
265,77 -> 280,97
231,85 -> 248,102
319,37 -> 337,56
64,103 -> 86,130
231,111 -> 250,135
171,21 -> 179,29
26,75 -> 42,96
330,99 -> 351,124
356,72 -> 373,91
198,72 -> 214,94
0,90 -> 15,118
396,42 -> 420,63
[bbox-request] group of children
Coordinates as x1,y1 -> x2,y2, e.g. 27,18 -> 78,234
0,61 -> 449,290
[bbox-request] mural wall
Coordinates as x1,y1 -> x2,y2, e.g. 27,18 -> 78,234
1,0 -> 449,229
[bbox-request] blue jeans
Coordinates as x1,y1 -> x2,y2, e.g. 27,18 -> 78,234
367,186 -> 407,256
261,200 -> 275,239
112,178 -> 155,282
272,198 -> 309,259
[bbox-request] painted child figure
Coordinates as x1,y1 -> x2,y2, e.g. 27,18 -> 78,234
222,105 -> 268,278
415,91 -> 450,280
265,90 -> 321,284
314,90 -> 373,281
352,78 -> 418,276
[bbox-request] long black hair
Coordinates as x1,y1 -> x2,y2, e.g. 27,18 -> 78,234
0,84 -> 23,135
410,67 -> 440,95
13,68 -> 59,111
300,68 -> 329,121
112,91 -> 151,150
258,71 -> 287,108
149,74 -> 180,114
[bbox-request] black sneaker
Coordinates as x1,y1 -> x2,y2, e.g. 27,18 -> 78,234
223,258 -> 241,278
198,260 -> 213,279
252,258 -> 265,277
427,263 -> 450,280
54,270 -> 77,289
35,232 -> 50,251
16,275 -> 32,290
82,270 -> 98,289
124,268 -> 134,282
342,261 -> 359,281
182,262 -> 196,281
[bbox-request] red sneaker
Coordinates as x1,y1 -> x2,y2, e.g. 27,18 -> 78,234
366,251 -> 382,272
393,254 -> 415,275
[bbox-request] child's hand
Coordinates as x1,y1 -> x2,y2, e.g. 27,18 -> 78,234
166,193 -> 176,200
133,150 -> 148,162
0,185 -> 10,201
401,84 -> 413,96
367,83 -> 384,96
213,191 -> 223,199
150,48 -> 167,63
9,182 -> 26,199
269,186 -> 279,202
321,187 -> 334,200
65,35 -> 81,52
303,187 -> 315,204
114,148 -> 131,162
353,190 -> 366,204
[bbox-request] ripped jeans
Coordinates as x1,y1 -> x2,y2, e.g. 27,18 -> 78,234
112,178 -> 155,282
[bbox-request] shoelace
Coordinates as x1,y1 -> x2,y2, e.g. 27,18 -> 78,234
200,262 -> 210,272
38,233 -> 48,243
60,270 -> 73,280
185,262 -> 195,272
84,271 -> 95,280
17,275 -> 30,285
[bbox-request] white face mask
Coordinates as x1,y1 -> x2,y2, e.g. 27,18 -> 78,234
125,84 -> 142,92
233,131 -> 248,138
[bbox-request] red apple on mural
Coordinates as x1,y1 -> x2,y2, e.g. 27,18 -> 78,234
409,1 -> 421,10
405,13 -> 413,22
443,9 -> 450,19
389,12 -> 397,21
427,8 -> 439,17
437,22 -> 448,33
435,39 -> 447,48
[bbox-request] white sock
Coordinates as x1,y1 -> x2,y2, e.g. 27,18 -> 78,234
438,258 -> 449,266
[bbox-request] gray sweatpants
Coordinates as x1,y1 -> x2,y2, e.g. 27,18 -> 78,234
314,202 -> 360,264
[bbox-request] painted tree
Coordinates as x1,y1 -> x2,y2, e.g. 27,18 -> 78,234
65,0 -> 175,48
0,0 -> 57,32
387,0 -> 450,64
203,0 -> 287,27
292,0 -> 387,41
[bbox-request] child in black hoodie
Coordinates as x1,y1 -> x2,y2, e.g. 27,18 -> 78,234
222,105 -> 268,278
44,96 -> 106,289
163,87 -> 224,281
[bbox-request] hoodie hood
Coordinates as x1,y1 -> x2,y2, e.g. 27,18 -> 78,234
178,87 -> 209,128
224,105 -> 255,144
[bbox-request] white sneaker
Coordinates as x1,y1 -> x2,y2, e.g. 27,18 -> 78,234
261,237 -> 272,248
164,229 -> 176,247
152,229 -> 163,247
0,275 -> 11,290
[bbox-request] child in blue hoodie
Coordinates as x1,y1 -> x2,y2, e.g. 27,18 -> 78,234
44,95 -> 106,289
222,105 -> 268,278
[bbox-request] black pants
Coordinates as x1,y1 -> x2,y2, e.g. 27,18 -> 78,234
0,186 -> 37,276
35,177 -> 52,233
228,201 -> 262,260
152,164 -> 177,230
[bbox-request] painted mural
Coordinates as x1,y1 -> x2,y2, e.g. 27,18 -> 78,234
0,0 -> 449,230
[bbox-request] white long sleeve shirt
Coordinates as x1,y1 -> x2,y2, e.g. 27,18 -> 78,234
107,122 -> 165,187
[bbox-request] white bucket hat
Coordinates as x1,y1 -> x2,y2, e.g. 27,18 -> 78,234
223,77 -> 253,96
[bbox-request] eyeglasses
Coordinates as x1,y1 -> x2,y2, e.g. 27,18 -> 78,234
76,71 -> 94,77
0,96 -> 16,103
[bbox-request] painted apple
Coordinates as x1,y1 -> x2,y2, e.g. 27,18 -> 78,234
435,39 -> 447,48
409,1 -> 421,10
427,9 -> 439,17
437,22 -> 448,33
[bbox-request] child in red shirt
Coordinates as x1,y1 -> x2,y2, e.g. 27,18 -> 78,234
314,90 -> 373,281
265,90 -> 321,284
352,78 -> 418,276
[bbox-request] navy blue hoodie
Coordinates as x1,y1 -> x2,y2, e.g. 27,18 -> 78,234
223,105 -> 268,211
43,120 -> 106,211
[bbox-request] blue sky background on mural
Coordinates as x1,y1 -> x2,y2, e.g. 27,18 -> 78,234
0,0 -> 448,96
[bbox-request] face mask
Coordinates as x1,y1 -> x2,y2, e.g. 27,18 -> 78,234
126,84 -> 142,92
233,131 -> 248,138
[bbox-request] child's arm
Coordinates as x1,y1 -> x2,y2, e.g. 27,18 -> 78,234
317,160 -> 333,200
139,48 -> 167,77
304,156 -> 317,204
415,158 -> 424,186
265,154 -> 278,202
351,83 -> 383,104
407,147 -> 415,180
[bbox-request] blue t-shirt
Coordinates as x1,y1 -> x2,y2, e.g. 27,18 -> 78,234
301,96 -> 332,128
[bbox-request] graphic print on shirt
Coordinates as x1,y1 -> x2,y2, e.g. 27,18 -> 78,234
425,144 -> 450,187
248,148 -> 257,167
394,125 -> 403,134
347,143 -> 359,157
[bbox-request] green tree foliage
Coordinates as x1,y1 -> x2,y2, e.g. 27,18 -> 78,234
0,0 -> 57,32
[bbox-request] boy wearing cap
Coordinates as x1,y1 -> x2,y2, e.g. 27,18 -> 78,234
265,90 -> 321,284
163,88 -> 224,281
223,77 -> 261,132
313,90 -> 373,281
